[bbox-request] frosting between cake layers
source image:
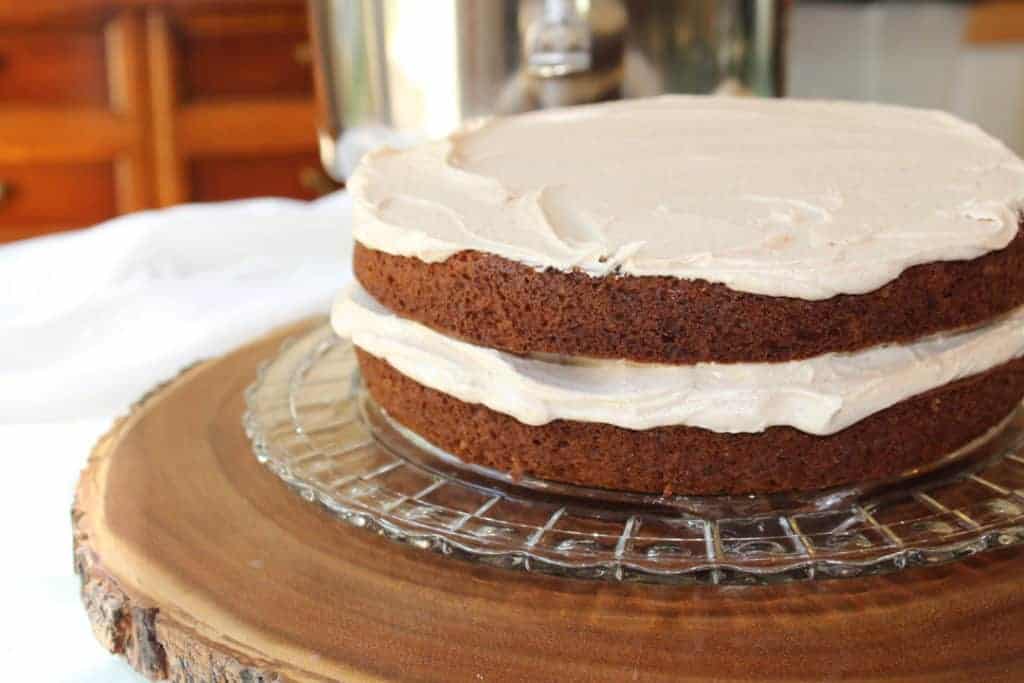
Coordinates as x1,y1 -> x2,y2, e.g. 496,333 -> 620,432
350,95 -> 1024,300
333,285 -> 1024,435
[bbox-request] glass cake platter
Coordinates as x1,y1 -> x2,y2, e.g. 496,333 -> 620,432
244,324 -> 1024,584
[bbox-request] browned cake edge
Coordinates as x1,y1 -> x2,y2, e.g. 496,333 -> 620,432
357,350 -> 1024,495
354,222 -> 1024,364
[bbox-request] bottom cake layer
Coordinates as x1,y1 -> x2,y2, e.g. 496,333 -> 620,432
357,350 -> 1024,495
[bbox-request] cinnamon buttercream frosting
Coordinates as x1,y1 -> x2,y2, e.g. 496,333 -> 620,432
350,96 -> 1024,300
333,285 -> 1024,435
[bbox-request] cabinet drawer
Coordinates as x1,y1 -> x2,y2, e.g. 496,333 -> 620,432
0,29 -> 108,106
189,152 -> 332,202
0,162 -> 118,242
173,8 -> 313,101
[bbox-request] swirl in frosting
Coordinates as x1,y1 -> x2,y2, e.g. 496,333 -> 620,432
350,96 -> 1024,300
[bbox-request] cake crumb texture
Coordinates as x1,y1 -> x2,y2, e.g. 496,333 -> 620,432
358,350 -> 1024,495
354,222 -> 1024,364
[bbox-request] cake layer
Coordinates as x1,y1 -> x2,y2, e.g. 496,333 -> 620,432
355,227 -> 1024,364
333,286 -> 1024,435
358,350 -> 1024,495
351,96 -> 1024,301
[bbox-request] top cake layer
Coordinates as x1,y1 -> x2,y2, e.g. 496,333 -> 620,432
351,96 -> 1024,300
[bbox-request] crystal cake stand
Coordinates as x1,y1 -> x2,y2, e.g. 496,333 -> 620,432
244,324 -> 1024,584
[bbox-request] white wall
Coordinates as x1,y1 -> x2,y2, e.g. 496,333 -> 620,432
790,2 -> 1024,153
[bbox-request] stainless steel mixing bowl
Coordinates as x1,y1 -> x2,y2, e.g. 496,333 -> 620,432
309,0 -> 787,179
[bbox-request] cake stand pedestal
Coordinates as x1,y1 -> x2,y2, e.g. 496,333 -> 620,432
73,319 -> 1024,682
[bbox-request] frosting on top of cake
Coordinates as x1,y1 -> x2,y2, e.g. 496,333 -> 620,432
350,95 -> 1024,300
334,285 -> 1024,435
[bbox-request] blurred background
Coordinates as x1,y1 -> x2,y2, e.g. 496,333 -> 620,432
0,0 -> 1022,245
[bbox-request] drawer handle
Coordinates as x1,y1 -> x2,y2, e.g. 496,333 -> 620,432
0,181 -> 10,205
299,166 -> 340,197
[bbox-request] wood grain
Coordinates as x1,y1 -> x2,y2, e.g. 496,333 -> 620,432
189,151 -> 325,201
0,108 -> 134,165
0,161 -> 117,240
146,7 -> 187,206
176,99 -> 316,156
145,2 -> 316,207
0,26 -> 108,105
0,0 -> 318,243
0,0 -> 305,27
106,9 -> 156,214
73,320 -> 1024,682
0,5 -> 153,241
172,6 -> 312,101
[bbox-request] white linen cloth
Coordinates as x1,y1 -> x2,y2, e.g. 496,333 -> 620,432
0,193 -> 354,681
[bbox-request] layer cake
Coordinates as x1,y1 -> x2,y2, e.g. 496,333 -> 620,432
333,96 -> 1024,495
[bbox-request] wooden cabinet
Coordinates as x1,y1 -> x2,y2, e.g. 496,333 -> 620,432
189,151 -> 325,202
172,7 -> 314,100
0,27 -> 110,106
0,162 -> 118,242
0,0 -> 331,244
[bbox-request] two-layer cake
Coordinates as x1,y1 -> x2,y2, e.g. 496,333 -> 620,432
333,96 -> 1024,495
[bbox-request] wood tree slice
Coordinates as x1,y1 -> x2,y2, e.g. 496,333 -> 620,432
73,319 -> 1024,682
